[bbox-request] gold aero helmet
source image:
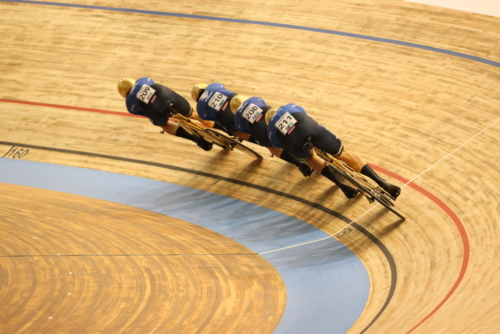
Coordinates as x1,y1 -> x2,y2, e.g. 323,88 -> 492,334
117,78 -> 136,98
230,95 -> 248,114
191,83 -> 208,101
265,107 -> 278,125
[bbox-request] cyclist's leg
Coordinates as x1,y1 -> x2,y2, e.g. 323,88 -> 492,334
235,131 -> 250,141
266,146 -> 313,177
161,121 -> 180,136
171,97 -> 213,128
310,120 -> 401,199
190,108 -> 215,128
336,149 -> 365,173
160,121 -> 212,151
267,146 -> 282,156
306,152 -> 358,198
277,118 -> 356,196
306,151 -> 327,173
338,149 -> 401,199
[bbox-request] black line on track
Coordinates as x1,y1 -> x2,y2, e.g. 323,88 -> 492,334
0,141 -> 396,332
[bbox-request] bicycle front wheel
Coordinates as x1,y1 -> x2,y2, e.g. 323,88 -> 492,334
328,161 -> 406,220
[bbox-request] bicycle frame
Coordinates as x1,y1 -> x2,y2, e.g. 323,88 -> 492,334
314,147 -> 405,220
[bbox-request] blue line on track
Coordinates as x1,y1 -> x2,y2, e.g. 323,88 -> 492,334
3,0 -> 500,68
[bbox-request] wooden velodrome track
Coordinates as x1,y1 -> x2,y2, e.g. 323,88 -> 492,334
1,0 -> 500,333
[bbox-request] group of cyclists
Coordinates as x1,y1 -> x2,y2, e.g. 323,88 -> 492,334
117,78 -> 401,200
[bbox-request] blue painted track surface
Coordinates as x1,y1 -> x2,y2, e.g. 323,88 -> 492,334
0,158 -> 369,333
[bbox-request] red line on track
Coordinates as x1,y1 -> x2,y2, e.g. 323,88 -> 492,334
371,164 -> 470,333
2,98 -> 470,333
0,98 -> 145,118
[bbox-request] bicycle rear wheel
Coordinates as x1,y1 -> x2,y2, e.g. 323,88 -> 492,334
205,129 -> 263,160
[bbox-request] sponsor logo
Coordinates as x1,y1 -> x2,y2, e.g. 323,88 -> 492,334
199,90 -> 211,102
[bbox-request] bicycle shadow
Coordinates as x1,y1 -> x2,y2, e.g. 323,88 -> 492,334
358,205 -> 406,232
224,163 -> 344,245
376,215 -> 406,237
228,153 -> 264,179
338,208 -> 406,251
210,145 -> 233,159
228,167 -> 368,244
263,234 -> 363,269
288,179 -> 365,230
200,146 -> 237,169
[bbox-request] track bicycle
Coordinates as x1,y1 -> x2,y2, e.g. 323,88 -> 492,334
313,147 -> 406,220
166,114 -> 263,159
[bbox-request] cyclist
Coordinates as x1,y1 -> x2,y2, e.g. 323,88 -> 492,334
118,77 -> 213,151
266,104 -> 401,199
190,82 -> 239,136
230,95 -> 313,177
